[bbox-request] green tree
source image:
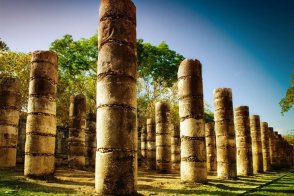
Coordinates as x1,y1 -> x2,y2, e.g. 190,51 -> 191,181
0,38 -> 9,51
280,73 -> 294,114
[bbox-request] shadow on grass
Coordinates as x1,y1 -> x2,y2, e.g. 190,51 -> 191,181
0,178 -> 76,195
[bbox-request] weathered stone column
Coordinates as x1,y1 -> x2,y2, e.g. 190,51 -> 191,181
95,0 -> 137,194
137,127 -> 142,166
178,59 -> 207,183
273,131 -> 281,169
250,115 -> 263,173
155,102 -> 171,173
24,51 -> 58,178
146,118 -> 156,170
214,88 -> 237,179
141,126 -> 147,162
171,124 -> 181,171
68,94 -> 86,169
235,106 -> 253,176
205,122 -> 217,175
55,126 -> 68,167
260,122 -> 270,172
17,116 -> 27,164
85,113 -> 96,167
0,77 -> 20,168
268,127 -> 277,170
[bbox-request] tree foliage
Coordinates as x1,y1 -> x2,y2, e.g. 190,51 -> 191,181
280,73 -> 294,114
0,38 -> 9,51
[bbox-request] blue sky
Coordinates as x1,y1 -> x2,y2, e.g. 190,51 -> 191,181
0,0 -> 293,134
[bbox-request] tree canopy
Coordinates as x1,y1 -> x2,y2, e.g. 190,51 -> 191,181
0,38 -> 9,51
280,73 -> 294,114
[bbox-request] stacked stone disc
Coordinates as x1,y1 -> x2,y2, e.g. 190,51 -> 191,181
155,102 -> 171,173
235,106 -> 253,176
205,122 -> 217,175
178,59 -> 207,183
17,116 -> 26,164
260,122 -> 271,172
85,113 -> 96,167
146,118 -> 156,170
268,127 -> 277,169
171,124 -> 181,171
68,94 -> 86,169
213,88 -> 237,179
141,126 -> 147,163
0,77 -> 20,168
24,51 -> 58,178
95,0 -> 137,194
250,115 -> 263,173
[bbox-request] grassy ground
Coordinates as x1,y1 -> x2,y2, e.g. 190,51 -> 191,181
0,166 -> 293,195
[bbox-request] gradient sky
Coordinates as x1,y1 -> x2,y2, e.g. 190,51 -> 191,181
0,0 -> 293,134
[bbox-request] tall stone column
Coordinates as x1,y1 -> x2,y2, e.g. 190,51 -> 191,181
0,77 -> 20,168
178,59 -> 207,183
214,88 -> 237,179
268,127 -> 277,169
235,106 -> 253,176
171,124 -> 181,171
85,113 -> 96,167
141,126 -> 147,162
205,122 -> 217,175
260,122 -> 270,172
250,115 -> 263,173
137,127 -> 142,166
95,0 -> 137,194
155,102 -> 171,173
273,131 -> 281,169
17,116 -> 27,164
146,118 -> 156,170
68,94 -> 86,169
24,51 -> 58,178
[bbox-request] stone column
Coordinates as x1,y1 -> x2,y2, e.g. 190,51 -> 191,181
146,118 -> 156,170
137,127 -> 142,166
235,106 -> 253,176
260,122 -> 270,172
214,88 -> 237,179
95,0 -> 137,194
85,113 -> 96,167
0,77 -> 20,168
155,102 -> 171,173
178,59 -> 207,183
17,116 -> 27,164
273,131 -> 281,169
250,115 -> 263,173
205,122 -> 217,175
68,94 -> 86,169
141,126 -> 147,162
268,127 -> 277,170
171,124 -> 180,171
24,51 -> 58,178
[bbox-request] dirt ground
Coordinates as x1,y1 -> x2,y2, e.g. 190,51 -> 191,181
0,165 -> 293,195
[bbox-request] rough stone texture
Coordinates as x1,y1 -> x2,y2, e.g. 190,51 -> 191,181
155,102 -> 171,173
250,115 -> 263,173
213,88 -> 237,179
171,124 -> 180,171
146,118 -> 156,170
17,116 -> 26,164
178,59 -> 207,183
95,0 -> 137,194
268,127 -> 277,170
141,126 -> 147,163
0,77 -> 20,168
273,131 -> 281,169
260,122 -> 271,172
205,122 -> 217,175
137,127 -> 142,166
235,106 -> 253,176
68,94 -> 86,169
24,51 -> 58,178
55,126 -> 69,167
85,113 -> 96,167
